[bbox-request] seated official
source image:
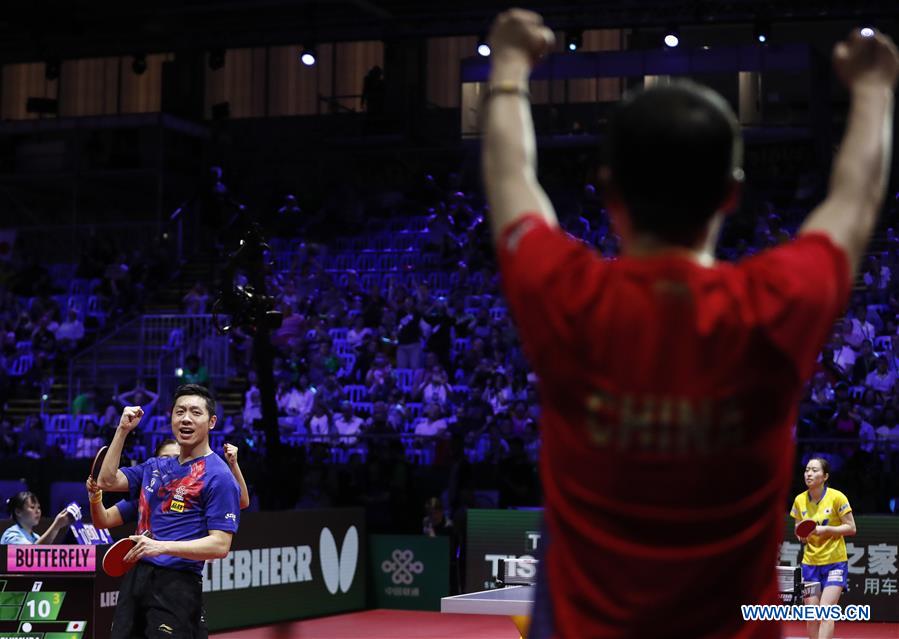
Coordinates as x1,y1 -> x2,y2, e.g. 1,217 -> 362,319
1,491 -> 74,545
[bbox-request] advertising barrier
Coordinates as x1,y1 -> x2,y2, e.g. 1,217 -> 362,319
780,515 -> 898,622
466,509 -> 899,622
0,509 -> 366,635
465,509 -> 542,593
202,508 -> 366,631
369,534 -> 449,611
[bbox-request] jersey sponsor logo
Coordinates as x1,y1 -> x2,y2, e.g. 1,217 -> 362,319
161,460 -> 206,513
319,526 -> 359,595
225,513 -> 237,522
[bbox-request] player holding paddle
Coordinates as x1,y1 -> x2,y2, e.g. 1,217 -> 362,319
87,440 -> 251,531
790,457 -> 856,639
97,384 -> 241,639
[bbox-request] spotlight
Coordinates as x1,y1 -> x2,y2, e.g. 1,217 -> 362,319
132,54 -> 147,75
208,48 -> 226,71
566,30 -> 583,52
860,27 -> 875,38
664,32 -> 680,48
300,47 -> 317,66
477,41 -> 491,57
753,19 -> 770,44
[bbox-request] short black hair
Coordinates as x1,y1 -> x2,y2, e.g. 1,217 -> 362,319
607,80 -> 743,246
6,491 -> 37,524
172,384 -> 216,417
154,438 -> 178,456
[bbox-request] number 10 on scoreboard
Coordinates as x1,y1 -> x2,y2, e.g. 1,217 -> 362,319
21,591 -> 64,620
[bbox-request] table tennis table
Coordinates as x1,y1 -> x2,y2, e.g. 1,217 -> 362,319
441,584 -> 535,617
440,564 -> 821,623
440,558 -> 536,636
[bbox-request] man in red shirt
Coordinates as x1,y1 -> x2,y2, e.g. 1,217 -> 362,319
482,9 -> 899,639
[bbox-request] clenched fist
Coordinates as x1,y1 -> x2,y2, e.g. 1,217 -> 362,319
833,28 -> 899,90
487,8 -> 555,67
224,443 -> 239,467
118,406 -> 144,433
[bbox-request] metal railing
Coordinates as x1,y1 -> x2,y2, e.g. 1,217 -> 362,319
68,316 -> 142,405
68,314 -> 229,406
156,322 -> 232,405
140,315 -> 220,374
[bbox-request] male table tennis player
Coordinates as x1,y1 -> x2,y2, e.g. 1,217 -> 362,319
89,440 -> 249,639
98,384 -> 241,638
482,9 -> 898,638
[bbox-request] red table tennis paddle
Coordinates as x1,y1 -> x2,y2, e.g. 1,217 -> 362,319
102,531 -> 151,577
90,445 -> 109,481
796,519 -> 816,538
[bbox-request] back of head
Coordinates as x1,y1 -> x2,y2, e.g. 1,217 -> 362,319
608,80 -> 743,246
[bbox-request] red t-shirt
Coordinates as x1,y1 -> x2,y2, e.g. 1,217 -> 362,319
498,216 -> 850,639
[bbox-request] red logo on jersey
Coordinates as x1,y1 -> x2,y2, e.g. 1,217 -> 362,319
159,459 -> 206,513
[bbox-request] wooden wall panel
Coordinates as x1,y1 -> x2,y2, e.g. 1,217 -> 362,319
1,63 -> 57,120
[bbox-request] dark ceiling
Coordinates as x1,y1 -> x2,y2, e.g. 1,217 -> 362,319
2,1 -> 898,63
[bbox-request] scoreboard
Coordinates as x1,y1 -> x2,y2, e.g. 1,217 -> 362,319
0,576 -> 91,639
0,546 -> 121,639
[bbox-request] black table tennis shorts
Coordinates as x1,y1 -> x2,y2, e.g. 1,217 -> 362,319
111,561 -> 204,639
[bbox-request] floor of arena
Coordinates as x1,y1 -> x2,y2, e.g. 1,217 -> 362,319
209,610 -> 899,638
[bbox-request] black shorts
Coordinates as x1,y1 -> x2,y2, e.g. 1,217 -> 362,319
111,562 -> 204,639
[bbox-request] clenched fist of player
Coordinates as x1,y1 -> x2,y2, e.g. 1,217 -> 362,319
118,406 -> 144,433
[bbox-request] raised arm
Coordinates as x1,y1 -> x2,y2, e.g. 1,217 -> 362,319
86,478 -> 125,529
34,510 -> 74,545
801,29 -> 899,279
224,444 -> 251,510
97,406 -> 143,492
482,9 -> 559,243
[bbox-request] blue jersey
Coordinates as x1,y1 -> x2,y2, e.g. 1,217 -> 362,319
114,498 -> 137,523
121,452 -> 240,574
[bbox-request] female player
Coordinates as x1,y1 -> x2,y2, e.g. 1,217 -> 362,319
791,457 -> 856,639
